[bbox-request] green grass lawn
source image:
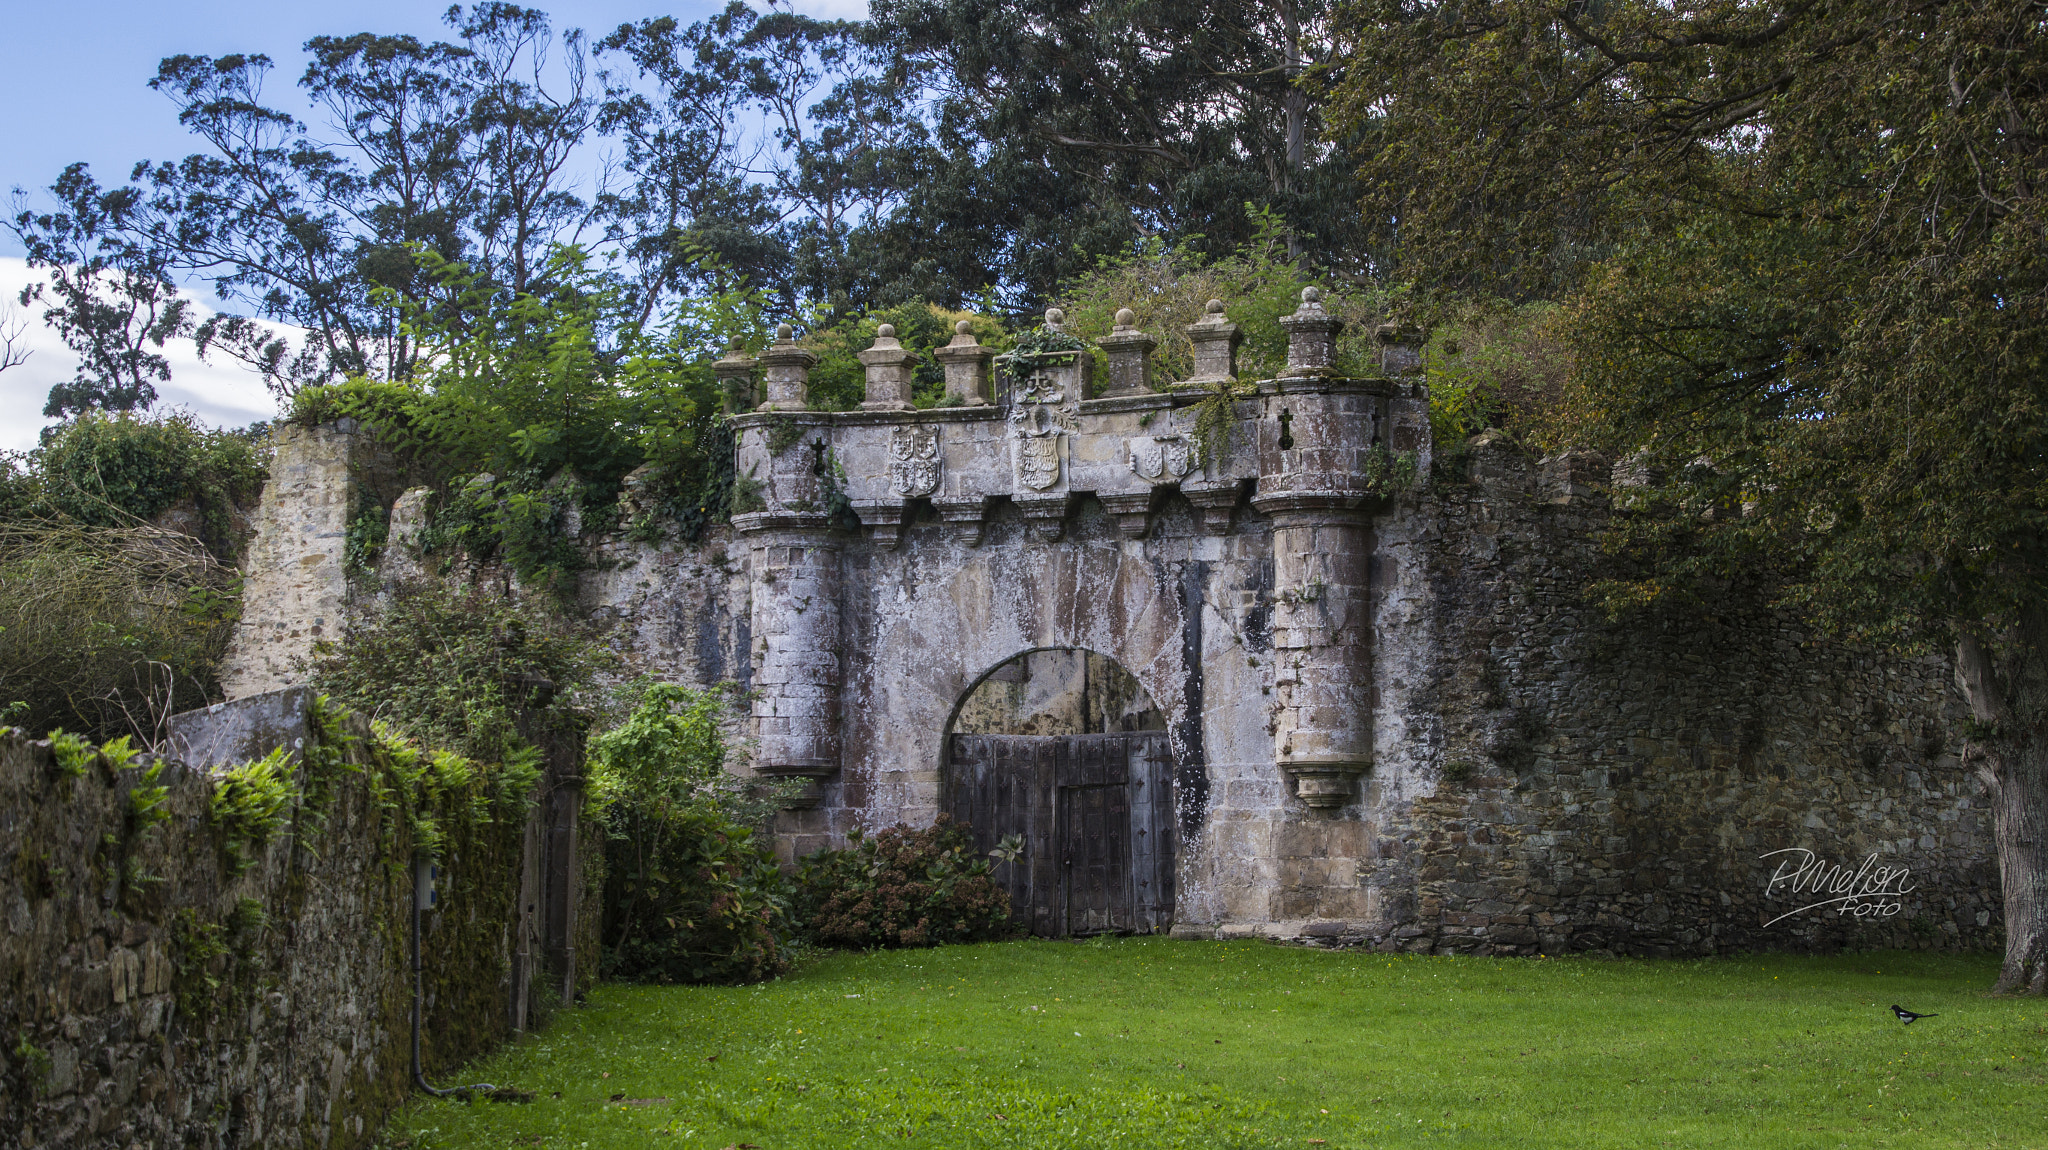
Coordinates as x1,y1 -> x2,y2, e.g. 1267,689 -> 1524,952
382,939 -> 2046,1150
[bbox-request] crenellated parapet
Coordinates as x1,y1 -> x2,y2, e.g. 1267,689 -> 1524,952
725,289 -> 1428,810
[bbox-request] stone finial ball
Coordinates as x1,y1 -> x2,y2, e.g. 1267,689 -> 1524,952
956,319 -> 973,334
776,322 -> 794,340
877,323 -> 896,338
1045,307 -> 1065,325
1206,299 -> 1225,314
1115,308 -> 1136,327
728,335 -> 745,350
1301,286 -> 1323,303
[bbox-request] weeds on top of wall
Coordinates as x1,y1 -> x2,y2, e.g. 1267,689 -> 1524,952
311,582 -> 608,767
0,411 -> 268,564
1054,207 -> 1403,384
286,245 -> 749,582
0,520 -> 240,744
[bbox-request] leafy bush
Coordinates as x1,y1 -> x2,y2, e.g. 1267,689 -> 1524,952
209,747 -> 296,873
0,410 -> 267,562
802,301 -> 1014,411
288,245 -> 754,580
1054,207 -> 1402,387
0,521 -> 240,743
589,682 -> 792,984
311,581 -> 605,766
794,816 -> 1017,949
1422,302 -> 1582,451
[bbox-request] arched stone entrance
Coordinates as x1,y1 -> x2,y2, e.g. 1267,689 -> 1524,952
725,295 -> 1431,937
945,649 -> 1175,935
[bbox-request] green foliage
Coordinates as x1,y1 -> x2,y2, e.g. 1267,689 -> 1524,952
1187,379 -> 1257,466
127,758 -> 170,833
170,908 -> 229,1022
285,245 -> 757,582
590,681 -> 794,984
10,1035 -> 52,1093
0,411 -> 266,563
228,896 -> 268,938
802,303 -> 1013,411
311,582 -> 605,767
1360,445 -> 1421,498
793,817 -> 1017,949
1331,0 -> 2048,652
46,729 -> 94,779
600,804 -> 790,986
1053,213 -> 1399,385
728,467 -> 766,515
209,747 -> 295,873
1422,303 -> 1576,449
0,520 -> 240,743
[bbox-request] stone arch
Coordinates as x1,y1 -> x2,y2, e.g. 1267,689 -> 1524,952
834,537 -> 1197,832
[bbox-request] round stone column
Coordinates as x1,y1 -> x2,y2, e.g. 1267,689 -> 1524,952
743,522 -> 843,808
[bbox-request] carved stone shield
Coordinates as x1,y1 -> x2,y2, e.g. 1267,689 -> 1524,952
889,425 -> 940,497
1010,403 -> 1062,491
1129,434 -> 1194,483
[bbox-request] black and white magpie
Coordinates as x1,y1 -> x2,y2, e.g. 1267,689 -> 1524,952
1890,1004 -> 1937,1025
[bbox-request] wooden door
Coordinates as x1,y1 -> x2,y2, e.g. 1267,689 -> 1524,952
946,732 -> 1175,936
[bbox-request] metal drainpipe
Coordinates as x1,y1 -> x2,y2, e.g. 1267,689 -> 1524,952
412,856 -> 499,1100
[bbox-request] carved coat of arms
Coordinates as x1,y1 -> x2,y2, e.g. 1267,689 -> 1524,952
1129,434 -> 1195,483
889,425 -> 940,497
1010,403 -> 1062,490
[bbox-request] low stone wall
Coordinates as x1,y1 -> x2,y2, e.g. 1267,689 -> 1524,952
0,692 -> 594,1149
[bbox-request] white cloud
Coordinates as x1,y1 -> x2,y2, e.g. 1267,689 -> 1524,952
0,257 -> 283,452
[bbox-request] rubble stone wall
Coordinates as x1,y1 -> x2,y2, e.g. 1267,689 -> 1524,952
0,692 -> 584,1149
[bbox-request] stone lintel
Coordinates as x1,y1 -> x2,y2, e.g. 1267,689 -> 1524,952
1249,490 -> 1381,519
1077,393 -> 1177,417
731,509 -> 834,535
757,761 -> 838,809
1256,376 -> 1398,399
849,498 -> 909,549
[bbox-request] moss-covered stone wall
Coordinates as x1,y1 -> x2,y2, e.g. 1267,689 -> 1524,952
0,692 -> 594,1149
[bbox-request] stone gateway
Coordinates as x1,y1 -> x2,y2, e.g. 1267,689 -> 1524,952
224,291 -> 2002,956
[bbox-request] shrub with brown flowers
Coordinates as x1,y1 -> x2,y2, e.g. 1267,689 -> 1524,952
793,816 -> 1018,949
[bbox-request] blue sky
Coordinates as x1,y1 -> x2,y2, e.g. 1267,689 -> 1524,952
0,0 -> 865,448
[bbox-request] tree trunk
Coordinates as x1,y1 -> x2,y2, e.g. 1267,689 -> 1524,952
1957,624 -> 2048,995
1977,736 -> 2048,994
1282,0 -> 1305,260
